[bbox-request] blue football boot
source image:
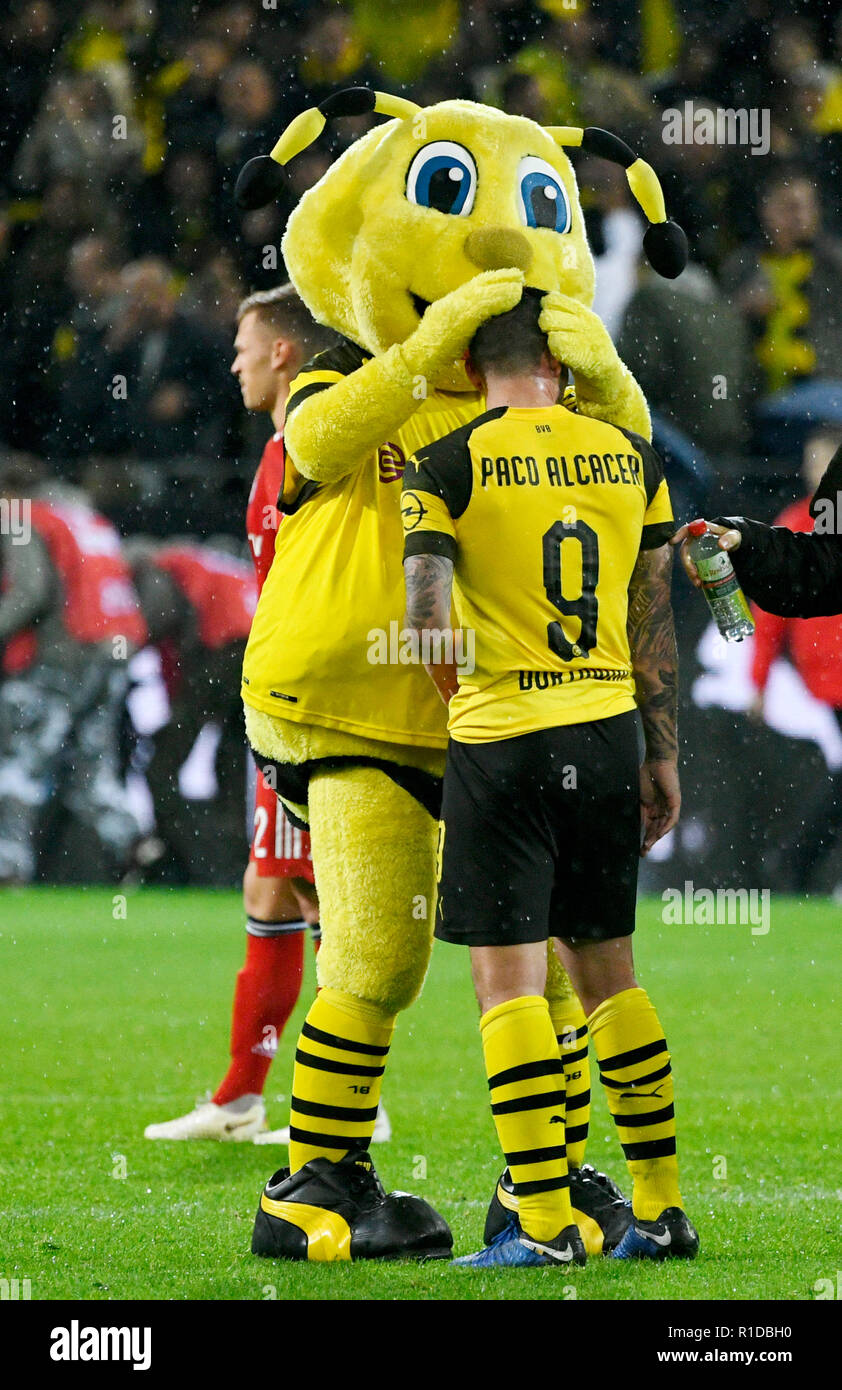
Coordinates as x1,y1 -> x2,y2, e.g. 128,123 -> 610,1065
454,1217 -> 586,1268
611,1206 -> 699,1260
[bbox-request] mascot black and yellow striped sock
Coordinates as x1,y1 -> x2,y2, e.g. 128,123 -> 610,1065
482,996 -> 572,1243
548,996 -> 590,1170
288,988 -> 394,1173
589,987 -> 682,1220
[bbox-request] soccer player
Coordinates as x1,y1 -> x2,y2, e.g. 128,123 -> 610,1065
402,291 -> 700,1265
145,288 -> 397,1144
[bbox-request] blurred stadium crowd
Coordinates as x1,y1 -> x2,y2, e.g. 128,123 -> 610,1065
2,0 -> 842,890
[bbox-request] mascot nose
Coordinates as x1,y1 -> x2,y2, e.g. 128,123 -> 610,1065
464,227 -> 533,272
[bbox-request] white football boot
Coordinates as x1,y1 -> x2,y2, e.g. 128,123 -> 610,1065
144,1095 -> 267,1141
254,1102 -> 392,1145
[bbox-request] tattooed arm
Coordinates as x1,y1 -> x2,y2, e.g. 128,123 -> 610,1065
403,553 -> 459,706
627,542 -> 681,855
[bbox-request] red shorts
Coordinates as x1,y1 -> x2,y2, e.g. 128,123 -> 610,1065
249,766 -> 314,881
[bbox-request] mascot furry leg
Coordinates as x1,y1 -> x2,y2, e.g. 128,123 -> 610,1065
308,767 -> 437,1017
250,746 -> 451,1261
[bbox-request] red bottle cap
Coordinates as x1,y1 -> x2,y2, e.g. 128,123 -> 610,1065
687,519 -> 708,536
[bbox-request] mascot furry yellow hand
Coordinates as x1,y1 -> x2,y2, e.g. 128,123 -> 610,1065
238,89 -> 686,1264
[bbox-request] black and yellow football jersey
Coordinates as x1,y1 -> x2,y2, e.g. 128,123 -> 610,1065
401,404 -> 674,743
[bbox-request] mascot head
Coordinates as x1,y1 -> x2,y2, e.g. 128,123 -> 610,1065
237,88 -> 686,370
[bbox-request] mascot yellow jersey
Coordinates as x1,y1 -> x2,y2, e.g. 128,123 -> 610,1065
243,345 -> 578,746
402,404 -> 674,742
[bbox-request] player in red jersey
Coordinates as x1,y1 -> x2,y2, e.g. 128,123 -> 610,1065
145,287 -> 361,1141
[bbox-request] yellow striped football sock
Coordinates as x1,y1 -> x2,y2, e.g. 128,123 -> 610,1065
288,988 -> 394,1173
482,996 -> 572,1243
589,987 -> 682,1220
548,996 -> 590,1170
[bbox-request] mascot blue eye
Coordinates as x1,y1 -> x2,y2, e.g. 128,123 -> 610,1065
406,141 -> 477,217
517,156 -> 571,233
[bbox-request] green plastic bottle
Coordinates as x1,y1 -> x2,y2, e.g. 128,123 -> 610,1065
687,519 -> 755,642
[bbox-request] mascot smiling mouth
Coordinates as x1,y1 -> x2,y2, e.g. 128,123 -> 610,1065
410,292 -> 431,319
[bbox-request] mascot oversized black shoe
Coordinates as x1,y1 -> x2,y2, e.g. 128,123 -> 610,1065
252,1151 -> 453,1262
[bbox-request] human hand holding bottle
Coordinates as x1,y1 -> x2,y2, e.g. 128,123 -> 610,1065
670,520 -> 743,588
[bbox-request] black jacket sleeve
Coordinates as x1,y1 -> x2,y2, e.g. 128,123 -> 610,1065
711,518 -> 842,618
709,444 -> 842,619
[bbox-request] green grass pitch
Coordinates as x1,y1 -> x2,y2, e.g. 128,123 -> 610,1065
1,887 -> 839,1301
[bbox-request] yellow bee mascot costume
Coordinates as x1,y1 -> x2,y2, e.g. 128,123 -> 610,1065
236,89 -> 686,1262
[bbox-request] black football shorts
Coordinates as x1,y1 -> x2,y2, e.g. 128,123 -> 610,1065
435,711 -> 640,947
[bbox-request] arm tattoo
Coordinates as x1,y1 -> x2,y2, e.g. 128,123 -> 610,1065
404,553 -> 454,633
627,543 -> 678,761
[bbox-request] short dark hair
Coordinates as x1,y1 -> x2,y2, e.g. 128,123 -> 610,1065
468,288 -> 548,379
237,284 -> 335,358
